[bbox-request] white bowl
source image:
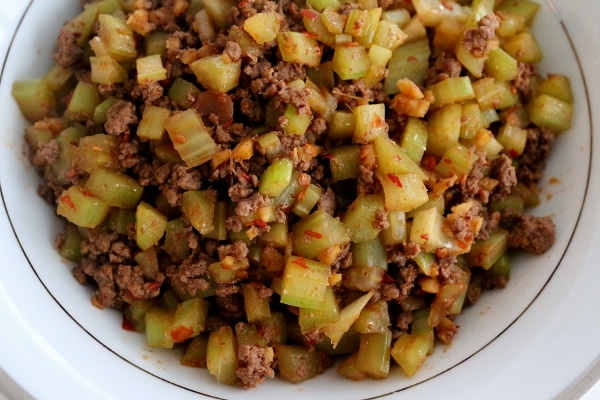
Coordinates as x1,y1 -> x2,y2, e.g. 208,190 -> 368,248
1,1 -> 599,399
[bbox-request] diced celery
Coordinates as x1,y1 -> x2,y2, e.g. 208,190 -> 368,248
90,56 -> 128,85
496,0 -> 540,26
374,135 -> 428,180
280,256 -> 330,309
206,326 -> 238,385
410,207 -> 464,254
538,74 -> 574,104
74,134 -> 120,173
135,246 -> 160,280
322,290 -> 374,348
57,186 -> 110,229
137,105 -> 169,141
341,194 -> 386,243
427,103 -> 462,157
460,102 -> 484,139
203,0 -> 236,30
243,12 -> 282,44
97,14 -> 137,61
162,218 -> 191,262
380,210 -> 407,246
258,158 -> 294,197
208,258 -> 249,284
412,0 -> 469,27
327,110 -> 355,140
353,103 -> 387,144
484,47 -> 519,82
428,76 -> 475,107
391,333 -> 429,377
65,81 -> 101,122
241,283 -> 272,323
277,32 -> 322,67
329,145 -> 361,182
145,307 -> 174,348
282,104 -> 312,136
169,298 -> 209,342
303,10 -> 337,48
181,190 -> 214,235
164,109 -> 218,167
352,300 -> 390,334
123,298 -> 157,333
181,334 -> 208,368
399,117 -> 428,163
432,17 -> 464,53
503,30 -> 542,63
373,19 -> 407,51
298,286 -> 340,334
497,123 -> 528,157
136,201 -> 168,251
384,39 -> 431,94
93,97 -> 119,124
136,54 -> 167,83
274,344 -> 329,383
292,209 -> 351,260
167,77 -> 202,109
190,55 -> 241,93
352,237 -> 388,270
293,184 -> 322,218
527,94 -> 573,134
357,329 -> 392,379
85,167 -> 143,209
306,79 -> 338,121
11,79 -> 56,122
332,44 -> 371,81
435,143 -> 478,180
377,172 -> 429,213
58,223 -> 84,262
467,229 -> 509,270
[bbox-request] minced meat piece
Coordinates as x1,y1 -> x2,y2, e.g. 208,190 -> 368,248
104,100 -> 139,135
518,127 -> 555,185
236,344 -> 275,389
462,14 -> 499,57
425,52 -> 463,86
489,154 -> 517,201
508,214 -> 555,254
54,28 -> 83,68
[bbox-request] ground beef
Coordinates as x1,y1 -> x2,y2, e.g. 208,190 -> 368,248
518,127 -> 555,185
32,140 -> 59,167
489,154 -> 517,201
218,240 -> 249,262
513,62 -> 537,96
508,214 -> 555,254
425,52 -> 463,86
104,100 -> 139,135
236,193 -> 270,217
462,14 -> 499,57
460,150 -> 490,203
236,344 -> 275,388
317,187 -> 336,215
54,28 -> 83,68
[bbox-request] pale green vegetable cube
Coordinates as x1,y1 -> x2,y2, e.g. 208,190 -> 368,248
85,167 -> 144,209
243,12 -> 282,44
164,109 -> 218,168
136,201 -> 168,251
277,31 -> 322,67
136,54 -> 167,83
280,256 -> 330,309
353,103 -> 387,144
11,79 -> 56,122
57,186 -> 110,229
190,55 -> 241,93
332,44 -> 371,81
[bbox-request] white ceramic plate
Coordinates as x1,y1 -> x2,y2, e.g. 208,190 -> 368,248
1,1 -> 599,399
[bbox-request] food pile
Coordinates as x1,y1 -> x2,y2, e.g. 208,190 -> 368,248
12,0 -> 574,388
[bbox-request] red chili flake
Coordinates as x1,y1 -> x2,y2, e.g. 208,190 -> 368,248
373,114 -> 386,128
344,42 -> 360,47
170,326 -> 194,342
173,134 -> 186,144
300,9 -> 319,21
61,195 -> 76,210
382,273 -> 396,284
304,229 -> 323,239
147,282 -> 161,292
240,172 -> 251,181
422,155 -> 437,170
248,219 -> 268,228
457,240 -> 469,250
292,257 -> 308,269
443,158 -> 453,165
322,153 -> 336,161
80,188 -> 95,197
303,31 -> 319,39
387,173 -> 403,188
421,233 -> 429,241
407,56 -> 418,63
239,0 -> 249,7
297,188 -> 308,203
121,315 -> 136,332
509,149 -> 519,158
